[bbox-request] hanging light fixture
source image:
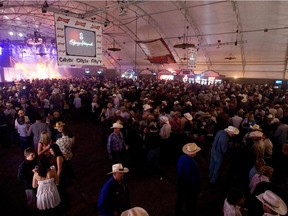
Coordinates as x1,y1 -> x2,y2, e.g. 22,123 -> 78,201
174,26 -> 195,49
108,40 -> 121,51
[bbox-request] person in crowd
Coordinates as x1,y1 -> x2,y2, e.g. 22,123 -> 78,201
256,190 -> 287,216
15,115 -> 30,151
121,207 -> 149,216
52,121 -> 74,143
28,114 -> 51,151
37,130 -> 52,158
56,127 -> 74,161
230,109 -> 245,129
49,143 -> 70,209
98,163 -> 131,216
250,130 -> 265,162
249,166 -> 274,193
159,115 -> 171,163
143,123 -> 162,176
0,105 -> 8,148
249,159 -> 266,182
175,143 -> 201,216
107,122 -> 127,165
223,188 -> 246,216
17,147 -> 37,213
209,125 -> 239,184
4,102 -> 17,147
32,156 -> 61,214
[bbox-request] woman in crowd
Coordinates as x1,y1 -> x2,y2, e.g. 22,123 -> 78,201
32,156 -> 61,214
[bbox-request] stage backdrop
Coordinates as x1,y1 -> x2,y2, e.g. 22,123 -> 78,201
54,13 -> 102,66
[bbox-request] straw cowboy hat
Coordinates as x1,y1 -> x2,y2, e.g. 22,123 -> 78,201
54,121 -> 66,129
224,126 -> 239,135
256,190 -> 287,215
107,163 -> 129,175
111,122 -> 123,129
184,112 -> 193,121
182,143 -> 201,156
121,207 -> 149,216
250,124 -> 262,131
249,130 -> 263,138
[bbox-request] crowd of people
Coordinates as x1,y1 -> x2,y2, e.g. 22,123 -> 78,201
1,76 -> 288,215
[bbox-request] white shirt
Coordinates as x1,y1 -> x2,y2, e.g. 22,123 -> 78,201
223,198 -> 242,216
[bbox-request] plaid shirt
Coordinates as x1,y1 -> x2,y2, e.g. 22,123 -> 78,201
107,132 -> 125,157
56,135 -> 73,160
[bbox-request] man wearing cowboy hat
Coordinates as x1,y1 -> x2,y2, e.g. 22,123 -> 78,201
256,190 -> 287,216
107,122 -> 127,164
175,143 -> 201,216
209,126 -> 239,184
98,163 -> 131,216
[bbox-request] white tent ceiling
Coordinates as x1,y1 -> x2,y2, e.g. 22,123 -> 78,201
1,0 -> 288,79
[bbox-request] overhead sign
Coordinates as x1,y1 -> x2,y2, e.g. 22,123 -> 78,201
55,14 -> 102,66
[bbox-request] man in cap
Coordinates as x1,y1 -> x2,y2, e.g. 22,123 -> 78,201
209,126 -> 239,184
107,122 -> 127,164
98,163 -> 131,216
175,143 -> 201,216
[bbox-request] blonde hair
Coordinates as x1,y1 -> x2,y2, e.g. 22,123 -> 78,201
39,131 -> 51,145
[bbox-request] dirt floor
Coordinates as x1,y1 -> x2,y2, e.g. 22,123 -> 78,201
0,119 -> 230,216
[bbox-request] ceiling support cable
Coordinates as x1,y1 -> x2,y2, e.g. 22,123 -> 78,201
172,1 -> 212,69
231,0 -> 246,77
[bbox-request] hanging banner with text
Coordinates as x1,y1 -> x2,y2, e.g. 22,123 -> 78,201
54,13 -> 102,66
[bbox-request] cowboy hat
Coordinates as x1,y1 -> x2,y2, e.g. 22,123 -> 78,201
107,163 -> 129,175
160,116 -> 169,124
54,121 -> 66,129
174,100 -> 179,105
111,122 -> 123,129
249,131 -> 263,138
224,126 -> 239,135
256,190 -> 287,215
143,104 -> 152,111
250,124 -> 262,131
184,112 -> 193,121
182,143 -> 201,156
121,207 -> 149,216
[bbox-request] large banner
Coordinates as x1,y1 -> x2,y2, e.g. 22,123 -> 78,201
137,38 -> 175,64
54,14 -> 102,66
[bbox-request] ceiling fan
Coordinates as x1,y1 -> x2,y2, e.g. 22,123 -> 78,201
173,26 -> 196,49
225,56 -> 236,60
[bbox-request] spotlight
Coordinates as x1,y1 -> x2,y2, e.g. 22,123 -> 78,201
41,1 -> 49,13
104,19 -> 110,27
119,6 -> 127,16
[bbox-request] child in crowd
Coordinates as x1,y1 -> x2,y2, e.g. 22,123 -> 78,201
17,147 -> 37,212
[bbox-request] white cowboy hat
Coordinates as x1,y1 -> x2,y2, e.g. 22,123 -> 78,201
110,122 -> 123,129
182,143 -> 201,156
121,207 -> 149,216
107,163 -> 129,175
143,104 -> 152,111
224,126 -> 239,135
160,116 -> 169,124
184,112 -> 193,121
249,131 -> 263,138
256,190 -> 287,215
186,101 -> 192,106
174,100 -> 179,105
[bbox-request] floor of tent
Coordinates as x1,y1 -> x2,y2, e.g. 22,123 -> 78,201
1,119 -> 237,216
